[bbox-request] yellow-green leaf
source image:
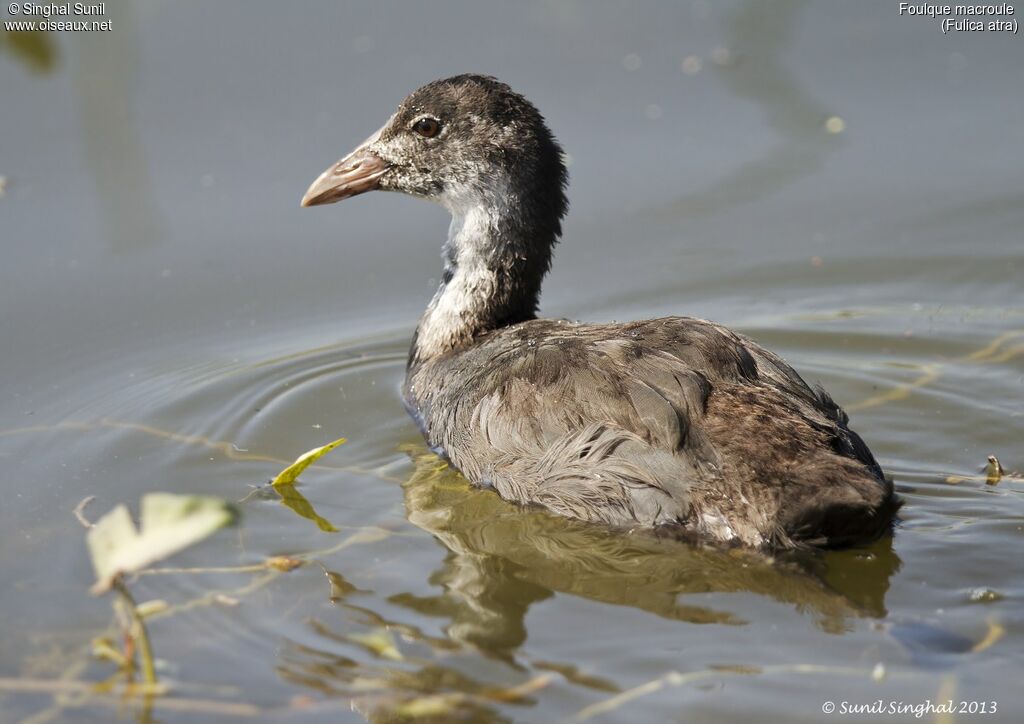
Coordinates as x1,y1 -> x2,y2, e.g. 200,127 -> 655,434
272,437 -> 347,487
87,494 -> 238,594
268,438 -> 346,532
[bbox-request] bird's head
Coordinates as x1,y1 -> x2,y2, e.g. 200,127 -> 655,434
301,74 -> 567,223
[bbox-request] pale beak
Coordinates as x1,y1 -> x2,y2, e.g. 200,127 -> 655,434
301,123 -> 391,207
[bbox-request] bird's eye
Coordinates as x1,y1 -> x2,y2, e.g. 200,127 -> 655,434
412,117 -> 441,138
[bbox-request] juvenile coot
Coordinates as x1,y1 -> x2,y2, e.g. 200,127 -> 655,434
302,74 -> 899,548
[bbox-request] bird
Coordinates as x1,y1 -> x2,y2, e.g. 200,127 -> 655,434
301,74 -> 900,549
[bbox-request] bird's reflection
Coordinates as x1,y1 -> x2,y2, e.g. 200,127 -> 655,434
278,447 -> 899,716
390,448 -> 900,655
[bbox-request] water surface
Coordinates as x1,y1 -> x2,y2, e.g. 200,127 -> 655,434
2,1 -> 1022,721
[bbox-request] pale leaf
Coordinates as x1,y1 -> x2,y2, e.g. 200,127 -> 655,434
87,493 -> 238,594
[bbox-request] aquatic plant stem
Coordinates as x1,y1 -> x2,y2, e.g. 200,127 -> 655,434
112,577 -> 157,686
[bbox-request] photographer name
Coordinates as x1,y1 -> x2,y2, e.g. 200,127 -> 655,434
10,3 -> 105,17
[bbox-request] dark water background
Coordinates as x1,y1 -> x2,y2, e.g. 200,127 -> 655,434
1,1 -> 1022,721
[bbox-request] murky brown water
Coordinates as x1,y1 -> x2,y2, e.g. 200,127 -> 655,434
2,1 -> 1022,721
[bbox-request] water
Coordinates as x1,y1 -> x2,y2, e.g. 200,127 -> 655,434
2,1 -> 1022,721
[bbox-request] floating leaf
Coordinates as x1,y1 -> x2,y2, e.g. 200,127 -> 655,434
267,437 -> 346,531
265,555 -> 304,572
985,455 -> 1004,485
87,493 -> 238,594
272,437 -> 347,486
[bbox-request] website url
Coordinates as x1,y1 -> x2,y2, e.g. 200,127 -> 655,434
4,18 -> 110,30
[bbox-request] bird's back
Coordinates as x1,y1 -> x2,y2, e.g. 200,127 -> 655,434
404,316 -> 898,548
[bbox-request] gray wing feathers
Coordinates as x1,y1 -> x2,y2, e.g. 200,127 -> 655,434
451,336 -> 722,528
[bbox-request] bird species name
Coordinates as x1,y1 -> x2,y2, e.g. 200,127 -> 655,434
898,3 -> 1015,15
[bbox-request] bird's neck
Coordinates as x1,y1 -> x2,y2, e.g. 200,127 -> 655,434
409,192 -> 555,366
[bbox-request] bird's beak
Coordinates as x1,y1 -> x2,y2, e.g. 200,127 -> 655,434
301,124 -> 390,207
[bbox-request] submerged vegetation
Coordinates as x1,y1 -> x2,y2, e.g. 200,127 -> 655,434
78,440 -> 350,699
81,493 -> 238,708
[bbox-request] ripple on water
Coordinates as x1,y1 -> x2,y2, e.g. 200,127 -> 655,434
3,304 -> 1022,720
